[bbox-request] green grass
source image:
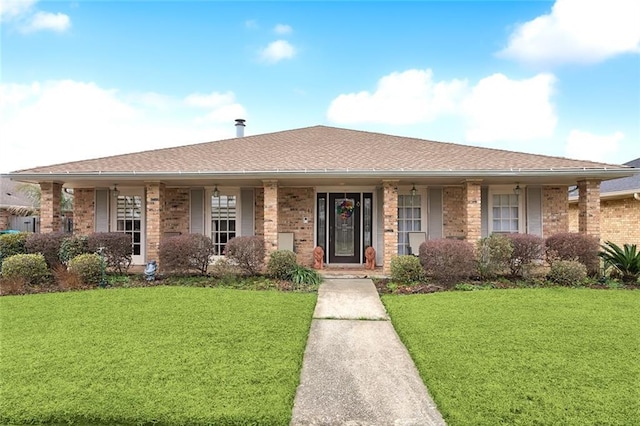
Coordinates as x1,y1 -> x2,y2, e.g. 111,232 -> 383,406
382,288 -> 640,426
0,286 -> 317,425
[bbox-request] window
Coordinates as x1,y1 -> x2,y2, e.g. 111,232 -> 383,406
491,193 -> 519,233
115,195 -> 142,256
397,194 -> 421,255
211,194 -> 237,255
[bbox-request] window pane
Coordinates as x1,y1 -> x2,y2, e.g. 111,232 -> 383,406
493,220 -> 501,231
511,219 -> 518,230
493,207 -> 501,219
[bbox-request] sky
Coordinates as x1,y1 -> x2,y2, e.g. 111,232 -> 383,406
1,0 -> 639,173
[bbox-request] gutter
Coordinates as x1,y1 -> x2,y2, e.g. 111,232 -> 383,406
3,167 -> 639,182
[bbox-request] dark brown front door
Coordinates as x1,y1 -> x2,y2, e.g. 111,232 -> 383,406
328,193 -> 361,263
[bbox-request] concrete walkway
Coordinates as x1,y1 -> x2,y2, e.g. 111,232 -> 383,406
291,279 -> 446,426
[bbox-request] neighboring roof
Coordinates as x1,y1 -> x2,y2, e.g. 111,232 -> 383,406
600,158 -> 640,194
5,125 -> 637,186
0,177 -> 37,211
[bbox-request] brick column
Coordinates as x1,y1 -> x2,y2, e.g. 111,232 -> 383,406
463,180 -> 482,242
382,180 -> 398,274
263,180 -> 278,259
578,180 -> 601,240
40,182 -> 62,233
73,188 -> 95,235
146,182 -> 166,263
0,209 -> 10,231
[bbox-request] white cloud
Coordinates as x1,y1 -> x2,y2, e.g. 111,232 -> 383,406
184,91 -> 236,108
0,0 -> 37,21
0,0 -> 71,33
327,69 -> 468,125
259,40 -> 296,63
462,73 -> 557,143
499,0 -> 640,65
21,11 -> 70,33
565,130 -> 624,162
0,80 -> 245,172
274,24 -> 292,35
244,19 -> 258,29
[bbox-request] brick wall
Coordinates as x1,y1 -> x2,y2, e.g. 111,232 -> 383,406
164,188 -> 190,235
255,187 -> 264,237
542,186 -> 569,237
263,181 -> 278,256
443,187 -> 465,239
73,188 -> 95,235
382,180 -> 398,274
578,180 -> 601,239
463,181 -> 482,241
570,197 -> 640,246
39,182 -> 62,233
278,187 -> 315,266
146,183 -> 166,264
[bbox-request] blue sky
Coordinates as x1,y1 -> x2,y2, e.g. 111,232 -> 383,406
1,0 -> 639,172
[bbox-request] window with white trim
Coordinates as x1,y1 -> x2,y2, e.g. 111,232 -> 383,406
491,193 -> 520,233
211,194 -> 237,255
397,194 -> 422,255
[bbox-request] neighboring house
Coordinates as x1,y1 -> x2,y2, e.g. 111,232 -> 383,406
3,123 -> 638,272
0,177 -> 38,231
569,158 -> 640,246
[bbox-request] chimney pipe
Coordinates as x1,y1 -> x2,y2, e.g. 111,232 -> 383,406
235,119 -> 246,137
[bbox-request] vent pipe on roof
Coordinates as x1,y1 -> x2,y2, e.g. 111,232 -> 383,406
235,119 -> 246,137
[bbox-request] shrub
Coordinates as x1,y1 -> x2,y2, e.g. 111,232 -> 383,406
224,236 -> 265,276
25,232 -> 67,268
52,264 -> 84,290
289,264 -> 322,287
59,235 -> 90,264
599,241 -> 640,283
1,253 -> 49,285
419,239 -> 476,286
267,250 -> 298,280
547,260 -> 588,286
87,232 -> 133,273
390,255 -> 426,283
158,234 -> 215,274
504,233 -> 544,277
210,258 -> 241,284
476,234 -> 513,279
0,232 -> 29,272
68,253 -> 103,285
545,233 -> 600,275
0,275 -> 26,295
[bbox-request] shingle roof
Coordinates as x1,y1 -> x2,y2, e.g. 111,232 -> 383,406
12,125 -> 627,174
0,177 -> 37,209
600,158 -> 640,194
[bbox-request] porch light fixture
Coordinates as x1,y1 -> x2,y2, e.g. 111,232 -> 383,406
513,184 -> 521,196
213,185 -> 220,198
112,184 -> 120,197
411,184 -> 417,197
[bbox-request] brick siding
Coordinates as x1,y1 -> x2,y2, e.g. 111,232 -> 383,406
254,187 -> 264,237
164,188 -> 190,235
39,182 -> 62,233
73,188 -> 95,235
263,181 -> 278,256
277,187 -> 315,266
382,180 -> 399,274
542,186 -> 569,237
569,197 -> 639,246
577,180 -> 601,239
443,187 -> 465,239
463,181 -> 482,241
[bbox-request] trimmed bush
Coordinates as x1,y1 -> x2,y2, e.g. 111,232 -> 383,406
545,233 -> 600,275
1,253 -> 49,285
68,253 -> 103,285
548,260 -> 587,286
477,234 -> 513,279
224,236 -> 265,276
266,250 -> 298,280
390,255 -> 426,283
419,239 -> 476,286
505,233 -> 544,277
0,232 -> 29,271
87,233 -> 133,273
159,234 -> 215,274
59,235 -> 90,264
25,232 -> 67,268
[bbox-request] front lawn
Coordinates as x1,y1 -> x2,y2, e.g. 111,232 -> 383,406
0,286 -> 317,425
383,288 -> 639,426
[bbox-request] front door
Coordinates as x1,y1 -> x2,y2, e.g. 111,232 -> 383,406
328,193 -> 361,263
